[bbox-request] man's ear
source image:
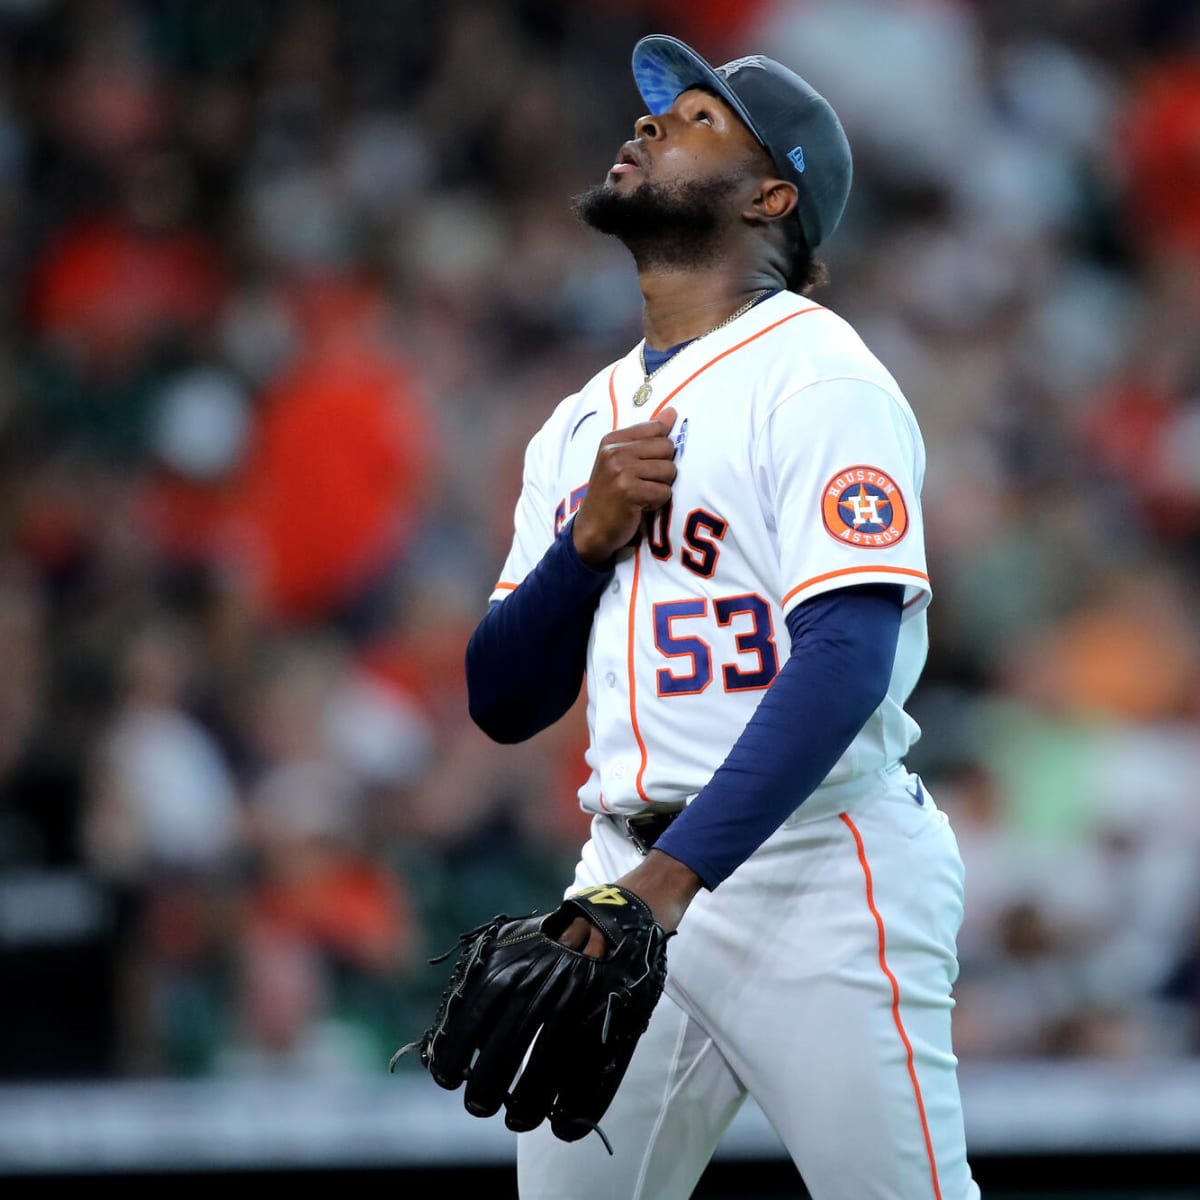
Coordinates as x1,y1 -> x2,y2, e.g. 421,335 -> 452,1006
746,178 -> 798,225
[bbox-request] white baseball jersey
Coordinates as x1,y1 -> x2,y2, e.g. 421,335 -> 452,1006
491,290 -> 931,821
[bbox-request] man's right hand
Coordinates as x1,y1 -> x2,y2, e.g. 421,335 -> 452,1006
572,406 -> 678,569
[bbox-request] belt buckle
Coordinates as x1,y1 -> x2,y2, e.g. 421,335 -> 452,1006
624,817 -> 655,856
622,812 -> 675,856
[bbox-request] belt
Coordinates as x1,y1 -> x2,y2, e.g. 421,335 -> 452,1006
611,810 -> 682,856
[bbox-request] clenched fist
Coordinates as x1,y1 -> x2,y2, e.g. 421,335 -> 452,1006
572,406 -> 678,569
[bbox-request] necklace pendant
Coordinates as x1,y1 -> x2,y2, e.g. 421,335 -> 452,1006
633,381 -> 652,408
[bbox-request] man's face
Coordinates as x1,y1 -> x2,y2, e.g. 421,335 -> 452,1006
573,88 -> 770,267
607,87 -> 762,193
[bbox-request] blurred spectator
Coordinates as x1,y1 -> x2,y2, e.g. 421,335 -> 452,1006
81,618 -> 243,1075
24,147 -> 227,372
85,618 -> 242,880
1118,40 -> 1200,270
226,278 -> 439,630
1077,320 -> 1200,545
223,756 -> 419,1075
22,141 -> 230,460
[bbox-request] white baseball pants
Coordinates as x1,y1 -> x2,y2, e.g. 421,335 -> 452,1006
517,767 -> 982,1200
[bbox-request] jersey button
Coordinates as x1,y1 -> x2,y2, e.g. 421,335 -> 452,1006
604,672 -> 617,687
610,579 -> 620,594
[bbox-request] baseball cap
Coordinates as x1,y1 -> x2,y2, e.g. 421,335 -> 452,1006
631,34 -> 852,249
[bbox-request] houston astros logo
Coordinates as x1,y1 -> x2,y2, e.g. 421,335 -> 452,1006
821,465 -> 909,547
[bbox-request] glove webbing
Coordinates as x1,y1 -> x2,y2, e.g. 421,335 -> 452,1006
389,914 -> 520,1073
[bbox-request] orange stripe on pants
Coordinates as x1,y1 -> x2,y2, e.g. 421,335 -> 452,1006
840,811 -> 944,1200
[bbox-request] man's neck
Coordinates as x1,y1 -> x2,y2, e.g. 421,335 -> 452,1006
638,268 -> 779,350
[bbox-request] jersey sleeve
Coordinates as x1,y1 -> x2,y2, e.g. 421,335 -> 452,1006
755,377 -> 931,618
489,399 -> 574,604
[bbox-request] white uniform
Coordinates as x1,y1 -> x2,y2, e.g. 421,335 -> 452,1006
493,291 -> 980,1200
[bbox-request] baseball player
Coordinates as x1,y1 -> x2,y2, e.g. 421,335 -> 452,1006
464,33 -> 981,1200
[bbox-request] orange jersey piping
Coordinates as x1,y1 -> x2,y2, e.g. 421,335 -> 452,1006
782,565 -> 929,609
627,549 -> 651,801
649,306 -> 822,420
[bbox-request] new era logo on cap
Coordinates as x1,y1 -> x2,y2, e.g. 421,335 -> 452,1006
787,146 -> 806,173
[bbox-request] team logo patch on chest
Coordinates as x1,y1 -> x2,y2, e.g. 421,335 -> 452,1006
821,465 -> 909,547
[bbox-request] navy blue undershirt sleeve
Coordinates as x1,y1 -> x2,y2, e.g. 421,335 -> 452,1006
652,583 -> 904,890
465,520 -> 612,744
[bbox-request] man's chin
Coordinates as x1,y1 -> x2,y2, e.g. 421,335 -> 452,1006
570,173 -> 735,269
570,181 -> 636,237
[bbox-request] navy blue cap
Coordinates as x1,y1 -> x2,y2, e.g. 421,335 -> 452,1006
632,34 -> 853,249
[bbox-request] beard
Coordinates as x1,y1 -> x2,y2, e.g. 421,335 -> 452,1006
571,172 -> 743,271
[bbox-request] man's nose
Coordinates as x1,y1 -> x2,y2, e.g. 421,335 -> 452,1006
634,113 -> 664,140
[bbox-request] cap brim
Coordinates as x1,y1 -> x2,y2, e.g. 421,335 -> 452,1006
632,35 -> 767,152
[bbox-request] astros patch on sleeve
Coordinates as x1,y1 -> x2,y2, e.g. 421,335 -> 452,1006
821,465 -> 909,548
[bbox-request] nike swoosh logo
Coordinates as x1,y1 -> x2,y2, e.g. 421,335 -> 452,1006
570,411 -> 598,440
907,778 -> 924,806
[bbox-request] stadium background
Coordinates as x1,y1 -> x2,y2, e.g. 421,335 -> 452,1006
0,0 -> 1199,1195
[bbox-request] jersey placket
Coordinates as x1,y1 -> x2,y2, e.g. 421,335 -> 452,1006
588,547 -> 641,809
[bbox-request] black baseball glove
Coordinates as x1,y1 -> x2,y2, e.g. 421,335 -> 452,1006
391,883 -> 671,1151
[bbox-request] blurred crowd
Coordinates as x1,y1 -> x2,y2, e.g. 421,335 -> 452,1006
1,0 -> 1199,1083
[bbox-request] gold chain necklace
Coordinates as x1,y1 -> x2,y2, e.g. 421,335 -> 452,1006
633,290 -> 771,408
